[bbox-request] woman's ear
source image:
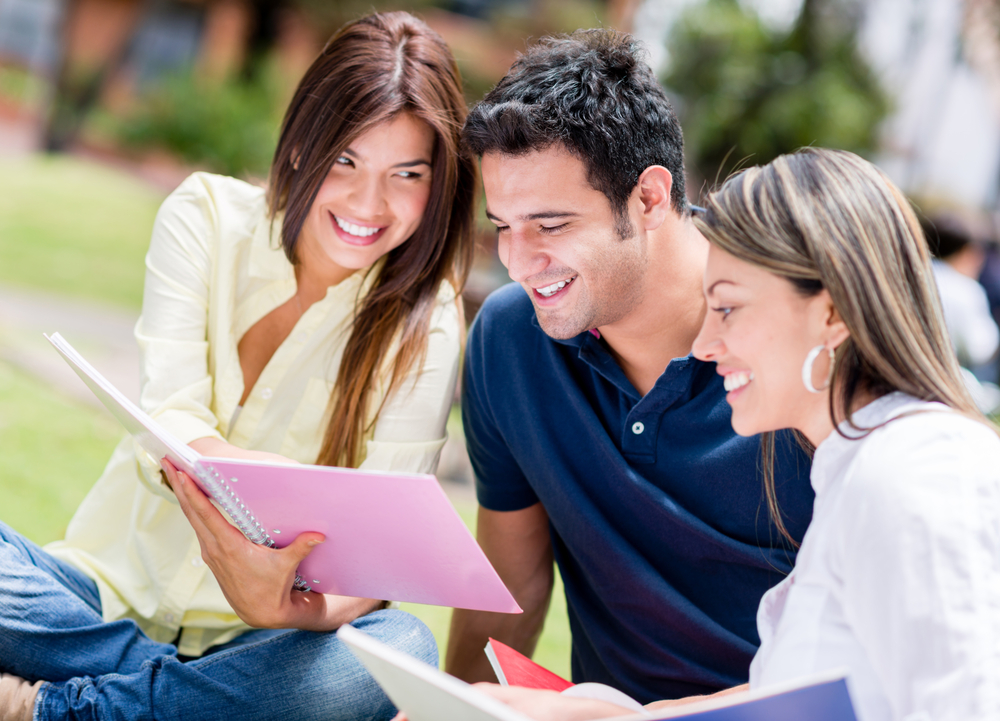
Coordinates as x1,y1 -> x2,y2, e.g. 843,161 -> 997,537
821,291 -> 851,350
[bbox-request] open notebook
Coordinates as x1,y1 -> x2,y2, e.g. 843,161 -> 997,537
45,332 -> 520,613
338,625 -> 859,721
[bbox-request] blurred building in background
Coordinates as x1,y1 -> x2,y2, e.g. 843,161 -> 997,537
860,0 -> 1000,210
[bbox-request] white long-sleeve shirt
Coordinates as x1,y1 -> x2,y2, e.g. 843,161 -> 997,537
750,392 -> 1000,721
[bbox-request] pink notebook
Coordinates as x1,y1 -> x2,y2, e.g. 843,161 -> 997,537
45,332 -> 520,614
193,458 -> 521,613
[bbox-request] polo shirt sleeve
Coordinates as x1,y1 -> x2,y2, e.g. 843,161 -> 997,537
462,296 -> 539,511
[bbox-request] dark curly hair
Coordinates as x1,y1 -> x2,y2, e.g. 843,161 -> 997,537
462,28 -> 687,237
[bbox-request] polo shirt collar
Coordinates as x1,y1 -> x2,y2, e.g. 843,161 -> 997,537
530,311 -> 706,405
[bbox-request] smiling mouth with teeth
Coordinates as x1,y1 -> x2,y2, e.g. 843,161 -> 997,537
535,276 -> 576,298
334,215 -> 383,238
723,371 -> 754,392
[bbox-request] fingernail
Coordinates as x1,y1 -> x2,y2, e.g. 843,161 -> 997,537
307,539 -> 324,547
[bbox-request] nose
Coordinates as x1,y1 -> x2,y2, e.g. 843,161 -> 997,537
498,231 -> 548,284
691,314 -> 722,362
348,173 -> 388,218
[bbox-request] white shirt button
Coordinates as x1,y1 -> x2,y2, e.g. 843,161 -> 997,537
261,387 -> 273,399
297,332 -> 308,343
632,421 -> 645,435
191,557 -> 204,567
164,613 -> 175,624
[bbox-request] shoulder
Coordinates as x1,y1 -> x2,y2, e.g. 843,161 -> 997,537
157,172 -> 265,228
427,278 -> 461,337
842,408 -> 1000,524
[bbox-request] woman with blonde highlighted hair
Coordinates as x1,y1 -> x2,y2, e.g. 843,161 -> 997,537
690,148 -> 1000,719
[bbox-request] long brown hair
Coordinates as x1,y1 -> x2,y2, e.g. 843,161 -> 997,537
267,12 -> 476,467
694,148 -> 989,545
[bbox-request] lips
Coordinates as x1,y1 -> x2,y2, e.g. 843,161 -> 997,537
531,275 -> 577,302
331,213 -> 387,246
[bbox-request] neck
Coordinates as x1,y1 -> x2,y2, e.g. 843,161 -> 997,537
799,384 -> 880,449
598,217 -> 708,396
294,234 -> 358,306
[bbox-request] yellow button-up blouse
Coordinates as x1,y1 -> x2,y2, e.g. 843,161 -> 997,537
46,172 -> 461,657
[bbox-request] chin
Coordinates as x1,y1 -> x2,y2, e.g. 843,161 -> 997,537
534,311 -> 587,340
729,412 -> 765,438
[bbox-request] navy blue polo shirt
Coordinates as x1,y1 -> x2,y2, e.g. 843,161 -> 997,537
462,283 -> 814,703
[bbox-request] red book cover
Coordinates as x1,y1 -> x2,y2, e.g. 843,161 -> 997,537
484,638 -> 574,691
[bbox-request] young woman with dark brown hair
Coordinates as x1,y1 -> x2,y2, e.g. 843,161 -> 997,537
0,11 -> 475,721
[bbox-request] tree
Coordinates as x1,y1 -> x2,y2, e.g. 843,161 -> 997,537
664,0 -> 888,192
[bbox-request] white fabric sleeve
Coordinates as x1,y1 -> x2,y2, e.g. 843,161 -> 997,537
133,173 -> 222,496
360,288 -> 462,475
838,417 -> 1000,721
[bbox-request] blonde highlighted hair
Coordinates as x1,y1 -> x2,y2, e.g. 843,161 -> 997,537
693,148 -> 989,545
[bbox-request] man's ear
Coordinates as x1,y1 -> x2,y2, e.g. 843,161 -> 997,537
635,165 -> 673,231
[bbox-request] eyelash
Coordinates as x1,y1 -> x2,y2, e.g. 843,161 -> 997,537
333,157 -> 423,179
494,224 -> 568,235
710,306 -> 733,320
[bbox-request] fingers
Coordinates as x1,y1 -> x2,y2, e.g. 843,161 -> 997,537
161,457 -> 181,491
161,457 -> 242,549
285,532 -> 326,566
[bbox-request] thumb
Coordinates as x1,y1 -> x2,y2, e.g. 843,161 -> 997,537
284,532 -> 325,566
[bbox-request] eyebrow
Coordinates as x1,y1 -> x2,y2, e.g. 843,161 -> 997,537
484,209 -> 581,223
341,149 -> 431,168
705,279 -> 736,296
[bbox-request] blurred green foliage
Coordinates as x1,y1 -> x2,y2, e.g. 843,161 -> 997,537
0,155 -> 163,308
117,69 -> 283,179
665,0 -> 889,190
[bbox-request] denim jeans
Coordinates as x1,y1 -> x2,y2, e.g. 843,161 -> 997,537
0,522 -> 438,721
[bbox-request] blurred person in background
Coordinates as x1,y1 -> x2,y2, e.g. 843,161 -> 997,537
922,209 -> 1000,413
0,11 -> 475,721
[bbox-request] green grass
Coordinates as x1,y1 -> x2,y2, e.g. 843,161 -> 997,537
0,155 -> 165,309
0,359 -> 123,544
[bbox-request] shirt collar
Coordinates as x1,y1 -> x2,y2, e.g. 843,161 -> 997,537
528,306 -> 709,402
811,391 -> 926,495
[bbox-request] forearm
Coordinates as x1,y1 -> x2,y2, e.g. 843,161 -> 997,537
189,436 -> 296,464
645,684 -> 748,711
282,594 -> 385,633
446,598 -> 551,682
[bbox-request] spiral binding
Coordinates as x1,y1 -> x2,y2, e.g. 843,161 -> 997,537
194,462 -> 312,593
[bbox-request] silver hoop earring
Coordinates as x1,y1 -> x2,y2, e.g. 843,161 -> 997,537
802,344 -> 835,394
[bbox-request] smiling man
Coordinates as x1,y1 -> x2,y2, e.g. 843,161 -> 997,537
445,30 -> 816,703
